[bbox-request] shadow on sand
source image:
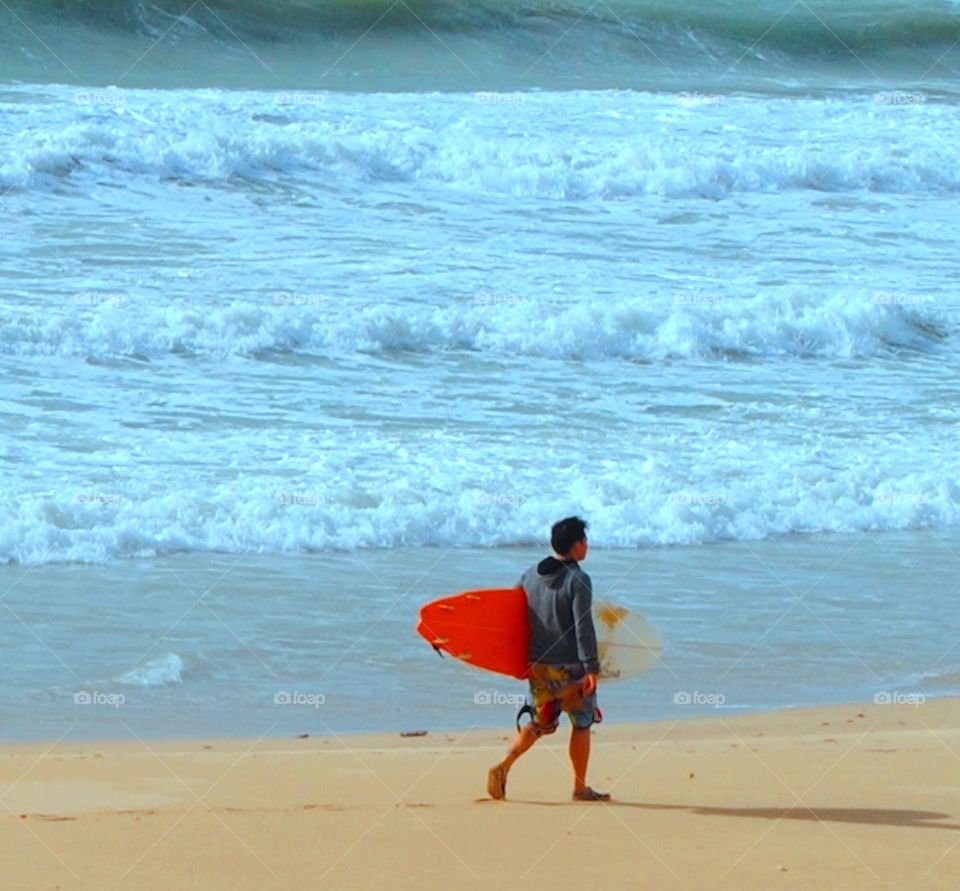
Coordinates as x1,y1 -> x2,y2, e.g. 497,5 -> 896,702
483,799 -> 960,830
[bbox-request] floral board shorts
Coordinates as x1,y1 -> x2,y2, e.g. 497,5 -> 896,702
526,663 -> 601,735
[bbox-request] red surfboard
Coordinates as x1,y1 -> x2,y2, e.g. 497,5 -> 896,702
416,587 -> 530,679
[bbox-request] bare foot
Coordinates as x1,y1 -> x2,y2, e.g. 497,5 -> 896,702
487,764 -> 508,800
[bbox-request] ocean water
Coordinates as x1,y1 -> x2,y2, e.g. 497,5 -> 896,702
2,536 -> 959,742
2,0 -> 959,740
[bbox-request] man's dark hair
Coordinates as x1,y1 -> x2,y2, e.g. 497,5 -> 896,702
551,516 -> 588,556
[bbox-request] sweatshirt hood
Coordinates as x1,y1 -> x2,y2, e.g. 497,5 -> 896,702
536,556 -> 578,588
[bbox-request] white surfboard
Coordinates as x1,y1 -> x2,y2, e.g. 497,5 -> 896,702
593,602 -> 663,680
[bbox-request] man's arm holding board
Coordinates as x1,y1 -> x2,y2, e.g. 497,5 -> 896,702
572,572 -> 600,695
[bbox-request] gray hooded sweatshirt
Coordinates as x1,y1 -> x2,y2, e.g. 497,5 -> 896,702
518,556 -> 600,675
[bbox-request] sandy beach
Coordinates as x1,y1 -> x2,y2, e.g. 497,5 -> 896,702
4,697 -> 958,890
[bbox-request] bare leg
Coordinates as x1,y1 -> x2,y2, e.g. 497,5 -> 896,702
501,722 -> 539,772
569,726 -> 590,794
488,723 -> 539,799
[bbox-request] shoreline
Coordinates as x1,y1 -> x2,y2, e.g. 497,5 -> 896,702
4,698 -> 959,889
3,529 -> 958,742
0,692 -> 940,752
0,690 -> 941,750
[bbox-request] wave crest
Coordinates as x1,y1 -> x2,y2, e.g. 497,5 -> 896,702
4,0 -> 960,89
4,95 -> 959,197
17,0 -> 960,52
4,472 -> 959,565
0,293 -> 947,362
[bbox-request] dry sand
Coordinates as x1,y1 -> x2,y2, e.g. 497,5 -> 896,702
3,698 -> 959,890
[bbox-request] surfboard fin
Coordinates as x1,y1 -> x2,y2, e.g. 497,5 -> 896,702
516,702 -> 535,733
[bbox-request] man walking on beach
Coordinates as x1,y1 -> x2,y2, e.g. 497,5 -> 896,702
487,516 -> 610,801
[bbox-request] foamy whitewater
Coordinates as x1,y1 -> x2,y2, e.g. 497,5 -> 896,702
2,0 -> 959,739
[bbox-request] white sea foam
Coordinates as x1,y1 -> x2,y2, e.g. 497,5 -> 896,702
3,468 -> 959,564
0,292 -> 948,362
2,89 -> 958,197
2,87 -> 958,572
117,653 -> 184,686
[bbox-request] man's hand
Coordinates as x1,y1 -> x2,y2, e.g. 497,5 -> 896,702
582,673 -> 599,696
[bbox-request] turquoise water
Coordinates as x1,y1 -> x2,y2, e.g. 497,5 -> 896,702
1,535 -> 958,741
2,0 -> 960,90
2,0 -> 959,739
